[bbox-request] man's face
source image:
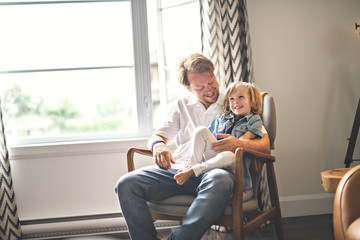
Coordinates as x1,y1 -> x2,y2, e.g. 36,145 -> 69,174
187,72 -> 220,109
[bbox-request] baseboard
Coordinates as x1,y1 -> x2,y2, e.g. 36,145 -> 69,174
20,214 -> 179,239
280,193 -> 334,218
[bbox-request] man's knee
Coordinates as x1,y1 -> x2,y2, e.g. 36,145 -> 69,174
201,169 -> 235,192
212,169 -> 234,187
115,172 -> 138,197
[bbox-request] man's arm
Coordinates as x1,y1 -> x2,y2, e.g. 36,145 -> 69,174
147,134 -> 174,170
238,131 -> 257,141
212,133 -> 270,154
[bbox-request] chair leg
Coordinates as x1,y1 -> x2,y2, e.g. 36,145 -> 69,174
266,163 -> 285,240
274,215 -> 285,240
233,226 -> 243,240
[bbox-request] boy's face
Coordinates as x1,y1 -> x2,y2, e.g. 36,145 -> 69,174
228,86 -> 252,116
187,72 -> 220,109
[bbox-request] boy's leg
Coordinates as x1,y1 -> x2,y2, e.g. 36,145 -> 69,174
174,166 -> 195,185
192,151 -> 236,176
190,127 -> 218,165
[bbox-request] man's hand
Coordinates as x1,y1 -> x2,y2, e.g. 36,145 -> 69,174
212,133 -> 271,154
152,142 -> 175,170
212,134 -> 241,153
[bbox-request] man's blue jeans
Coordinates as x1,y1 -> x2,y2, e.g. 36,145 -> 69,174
115,165 -> 235,240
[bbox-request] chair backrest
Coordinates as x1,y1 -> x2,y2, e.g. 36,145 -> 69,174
261,93 -> 277,149
249,93 -> 277,209
333,164 -> 360,240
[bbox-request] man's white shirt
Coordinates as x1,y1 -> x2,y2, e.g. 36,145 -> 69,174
154,92 -> 225,169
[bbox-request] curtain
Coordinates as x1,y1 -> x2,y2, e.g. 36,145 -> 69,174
0,99 -> 22,239
200,0 -> 255,87
200,0 -> 271,213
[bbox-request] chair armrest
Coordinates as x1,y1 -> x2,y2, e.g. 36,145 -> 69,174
127,148 -> 153,172
236,147 -> 275,163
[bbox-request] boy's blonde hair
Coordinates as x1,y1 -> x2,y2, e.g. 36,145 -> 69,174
223,81 -> 262,115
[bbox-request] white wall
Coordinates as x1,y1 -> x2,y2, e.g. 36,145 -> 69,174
10,140 -> 146,220
8,0 -> 360,232
248,0 -> 360,216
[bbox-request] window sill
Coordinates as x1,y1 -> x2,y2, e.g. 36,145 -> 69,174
8,137 -> 150,161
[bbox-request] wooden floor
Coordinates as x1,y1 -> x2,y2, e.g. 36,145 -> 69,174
66,214 -> 334,240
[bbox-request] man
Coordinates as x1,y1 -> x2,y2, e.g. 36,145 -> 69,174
115,53 -> 270,240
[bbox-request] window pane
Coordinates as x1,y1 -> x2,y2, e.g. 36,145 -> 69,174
0,2 -> 133,71
1,68 -> 138,142
0,1 -> 139,144
161,2 -> 201,67
147,0 -> 201,128
162,1 -> 201,104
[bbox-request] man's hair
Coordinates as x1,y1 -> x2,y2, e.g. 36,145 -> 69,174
223,81 -> 262,115
177,53 -> 215,87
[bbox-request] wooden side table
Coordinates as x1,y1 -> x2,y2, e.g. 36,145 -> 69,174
321,168 -> 352,193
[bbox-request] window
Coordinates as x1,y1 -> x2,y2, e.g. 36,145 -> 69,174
0,0 -> 201,145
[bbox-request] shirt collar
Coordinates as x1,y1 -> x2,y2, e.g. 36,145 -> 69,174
216,92 -> 225,107
188,94 -> 199,106
244,112 -> 254,121
224,112 -> 254,121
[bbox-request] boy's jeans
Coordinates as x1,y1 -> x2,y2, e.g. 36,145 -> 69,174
115,165 -> 235,240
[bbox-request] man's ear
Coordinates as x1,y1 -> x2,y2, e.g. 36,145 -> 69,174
186,86 -> 192,92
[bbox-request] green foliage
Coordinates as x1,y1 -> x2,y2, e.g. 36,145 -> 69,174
45,99 -> 80,129
60,118 -> 123,133
96,97 -> 122,118
2,85 -> 44,117
1,85 -> 129,137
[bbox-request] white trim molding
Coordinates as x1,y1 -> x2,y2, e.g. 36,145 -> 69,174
280,193 -> 334,218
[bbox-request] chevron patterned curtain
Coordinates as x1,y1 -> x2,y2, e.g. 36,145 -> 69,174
200,0 -> 272,213
0,100 -> 22,239
200,0 -> 254,87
